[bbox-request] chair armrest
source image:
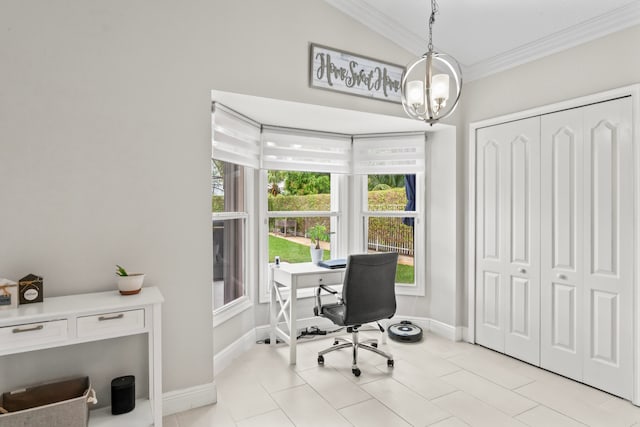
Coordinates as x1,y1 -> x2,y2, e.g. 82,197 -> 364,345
319,284 -> 339,295
314,285 -> 342,316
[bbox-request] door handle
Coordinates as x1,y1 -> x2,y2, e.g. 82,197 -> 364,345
557,274 -> 568,280
518,268 -> 527,274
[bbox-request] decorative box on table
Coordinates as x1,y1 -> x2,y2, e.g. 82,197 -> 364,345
18,274 -> 43,304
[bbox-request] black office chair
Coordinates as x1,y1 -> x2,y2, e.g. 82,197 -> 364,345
313,252 -> 398,376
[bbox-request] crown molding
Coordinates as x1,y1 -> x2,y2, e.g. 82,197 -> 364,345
324,0 -> 640,82
324,0 -> 426,56
465,1 -> 640,81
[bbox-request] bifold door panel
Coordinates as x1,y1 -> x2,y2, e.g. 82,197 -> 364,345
475,97 -> 633,400
475,117 -> 541,366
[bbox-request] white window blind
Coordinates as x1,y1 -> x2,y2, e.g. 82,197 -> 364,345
261,127 -> 351,173
212,103 -> 261,169
352,133 -> 426,174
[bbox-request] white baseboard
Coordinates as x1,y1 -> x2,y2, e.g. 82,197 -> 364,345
215,316 -> 465,377
163,382 -> 217,416
214,328 -> 257,376
388,315 -> 461,342
461,326 -> 471,343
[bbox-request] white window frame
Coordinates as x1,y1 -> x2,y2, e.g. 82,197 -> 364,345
356,173 -> 426,296
212,167 -> 255,326
258,172 -> 347,303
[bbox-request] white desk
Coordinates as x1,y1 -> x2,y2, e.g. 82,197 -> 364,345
0,287 -> 164,427
270,262 -> 345,364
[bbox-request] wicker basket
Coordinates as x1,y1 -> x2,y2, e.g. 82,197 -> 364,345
0,376 -> 96,427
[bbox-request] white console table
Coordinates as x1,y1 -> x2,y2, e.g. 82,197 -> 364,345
0,287 -> 164,427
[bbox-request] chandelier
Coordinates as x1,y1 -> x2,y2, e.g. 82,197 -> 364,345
401,0 -> 462,124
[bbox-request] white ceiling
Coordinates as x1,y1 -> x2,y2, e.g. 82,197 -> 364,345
325,0 -> 640,80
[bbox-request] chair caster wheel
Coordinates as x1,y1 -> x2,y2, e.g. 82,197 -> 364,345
352,368 -> 361,377
387,359 -> 394,367
371,342 -> 378,348
318,355 -> 324,365
333,340 -> 339,345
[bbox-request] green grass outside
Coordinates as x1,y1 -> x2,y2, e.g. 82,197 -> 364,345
268,235 -> 415,284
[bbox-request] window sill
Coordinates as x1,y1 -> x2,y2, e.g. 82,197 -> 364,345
395,283 -> 424,297
259,283 -> 423,303
213,296 -> 253,328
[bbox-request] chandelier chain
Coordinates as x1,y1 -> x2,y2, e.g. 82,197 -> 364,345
428,0 -> 439,52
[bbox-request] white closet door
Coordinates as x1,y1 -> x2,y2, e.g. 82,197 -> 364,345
582,98 -> 633,399
540,108 -> 584,381
476,118 -> 540,364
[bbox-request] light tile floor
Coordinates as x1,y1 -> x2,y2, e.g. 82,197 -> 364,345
164,331 -> 640,427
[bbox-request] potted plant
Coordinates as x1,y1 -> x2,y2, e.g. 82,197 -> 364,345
307,225 -> 329,265
115,265 -> 144,295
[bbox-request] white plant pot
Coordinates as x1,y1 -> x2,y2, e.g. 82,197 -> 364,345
310,246 -> 324,265
117,274 -> 145,295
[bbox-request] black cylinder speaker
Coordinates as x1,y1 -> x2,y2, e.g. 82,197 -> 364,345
111,375 -> 135,415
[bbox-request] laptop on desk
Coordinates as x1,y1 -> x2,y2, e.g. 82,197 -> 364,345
318,258 -> 347,269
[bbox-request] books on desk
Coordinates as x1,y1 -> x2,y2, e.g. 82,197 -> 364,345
318,258 -> 347,269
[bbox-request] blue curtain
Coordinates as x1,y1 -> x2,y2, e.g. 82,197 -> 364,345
402,174 -> 415,227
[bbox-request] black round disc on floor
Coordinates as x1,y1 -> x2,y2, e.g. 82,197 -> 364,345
388,321 -> 423,342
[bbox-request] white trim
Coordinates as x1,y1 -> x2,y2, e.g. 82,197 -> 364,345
212,296 -> 253,328
324,0 -> 640,81
633,85 -> 640,406
467,84 -> 640,404
216,316 -> 463,374
213,328 -> 257,376
268,211 -> 339,217
211,211 -> 248,221
465,2 -> 640,81
323,0 -> 425,59
162,382 -> 217,416
461,326 -> 470,343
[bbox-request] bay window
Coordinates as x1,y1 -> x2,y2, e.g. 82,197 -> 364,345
354,134 -> 426,296
213,100 -> 428,306
212,160 -> 248,310
211,104 -> 259,318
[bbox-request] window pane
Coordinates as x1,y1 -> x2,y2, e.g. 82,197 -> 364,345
367,216 -> 414,285
367,174 -> 413,212
212,159 -> 244,213
268,217 -> 331,264
213,218 -> 245,310
267,170 -> 331,211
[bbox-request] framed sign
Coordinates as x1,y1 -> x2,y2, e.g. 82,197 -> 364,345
309,43 -> 404,104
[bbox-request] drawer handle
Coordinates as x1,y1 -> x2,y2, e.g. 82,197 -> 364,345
557,274 -> 568,280
12,324 -> 44,334
98,313 -> 125,322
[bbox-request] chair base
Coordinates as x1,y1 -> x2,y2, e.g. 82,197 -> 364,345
317,326 -> 394,376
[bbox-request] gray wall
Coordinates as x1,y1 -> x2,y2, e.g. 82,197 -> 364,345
459,24 -> 640,326
2,0 -> 460,397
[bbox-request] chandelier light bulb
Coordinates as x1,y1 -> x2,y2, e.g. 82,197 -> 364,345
407,80 -> 425,107
431,74 -> 449,104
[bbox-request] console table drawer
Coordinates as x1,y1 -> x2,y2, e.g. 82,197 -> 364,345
297,272 -> 342,288
77,309 -> 145,338
0,319 -> 68,351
